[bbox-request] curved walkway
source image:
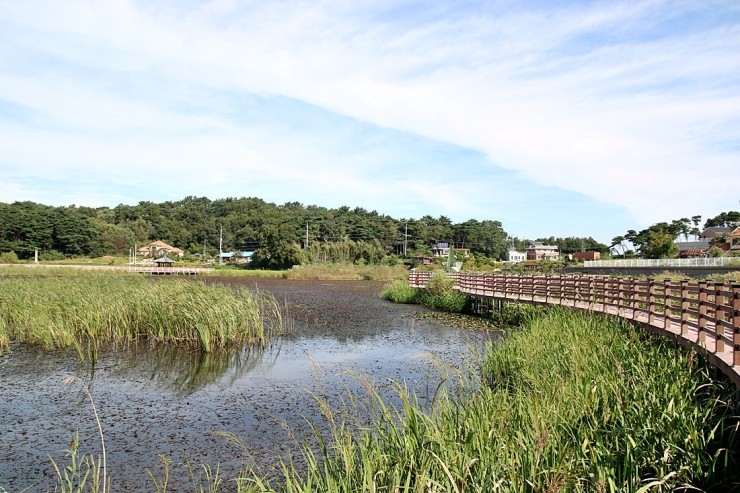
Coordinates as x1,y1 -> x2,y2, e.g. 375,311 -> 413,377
409,272 -> 740,386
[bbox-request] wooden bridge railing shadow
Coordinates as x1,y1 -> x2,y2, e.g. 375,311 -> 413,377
409,272 -> 740,386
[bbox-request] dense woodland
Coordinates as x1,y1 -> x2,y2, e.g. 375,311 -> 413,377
0,196 -> 611,268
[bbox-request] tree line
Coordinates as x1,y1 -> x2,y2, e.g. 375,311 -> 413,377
0,197 -> 513,267
0,196 -> 616,268
610,212 -> 740,259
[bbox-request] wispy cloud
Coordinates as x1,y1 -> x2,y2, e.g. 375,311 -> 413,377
1,0 -> 738,242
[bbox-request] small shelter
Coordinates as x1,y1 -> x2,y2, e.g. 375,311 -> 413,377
154,256 -> 175,268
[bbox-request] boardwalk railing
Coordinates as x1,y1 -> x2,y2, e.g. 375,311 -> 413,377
409,272 -> 740,385
584,257 -> 740,268
126,266 -> 208,275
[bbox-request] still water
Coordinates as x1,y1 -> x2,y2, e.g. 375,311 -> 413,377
0,279 -> 494,492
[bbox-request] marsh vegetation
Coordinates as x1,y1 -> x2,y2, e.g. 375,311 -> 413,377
0,271 -> 283,358
1,273 -> 738,492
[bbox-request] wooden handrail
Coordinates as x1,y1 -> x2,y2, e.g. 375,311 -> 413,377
408,272 -> 740,386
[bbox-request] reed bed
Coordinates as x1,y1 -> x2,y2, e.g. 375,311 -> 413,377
238,309 -> 739,493
0,272 -> 283,357
379,279 -> 419,304
285,263 -> 408,281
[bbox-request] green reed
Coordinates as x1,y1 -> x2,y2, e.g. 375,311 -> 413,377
0,272 -> 283,356
236,308 -> 739,493
380,279 -> 420,304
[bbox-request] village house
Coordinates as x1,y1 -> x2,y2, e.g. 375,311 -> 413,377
699,227 -> 733,241
431,242 -> 470,258
674,240 -> 711,258
137,240 -> 184,258
728,227 -> 740,252
526,242 -> 560,261
217,251 -> 254,264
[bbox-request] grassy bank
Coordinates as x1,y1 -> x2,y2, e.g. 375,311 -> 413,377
205,263 -> 407,280
283,263 -> 408,281
1,261 -> 409,281
238,309 -> 738,493
0,272 -> 283,357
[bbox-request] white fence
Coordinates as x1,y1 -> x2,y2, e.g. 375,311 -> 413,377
584,257 -> 740,268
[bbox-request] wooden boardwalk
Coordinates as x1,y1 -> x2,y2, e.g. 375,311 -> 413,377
126,266 -> 205,275
409,272 -> 740,386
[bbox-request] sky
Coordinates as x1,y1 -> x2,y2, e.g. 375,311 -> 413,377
1,0 -> 739,244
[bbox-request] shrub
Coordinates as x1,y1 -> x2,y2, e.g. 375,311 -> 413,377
0,251 -> 19,264
39,250 -> 66,261
423,272 -> 455,295
416,273 -> 469,312
419,289 -> 469,312
380,280 -> 419,304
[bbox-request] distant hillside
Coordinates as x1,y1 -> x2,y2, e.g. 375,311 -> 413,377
0,196 -> 516,265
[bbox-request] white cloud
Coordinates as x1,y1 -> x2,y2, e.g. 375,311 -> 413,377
1,0 -> 738,240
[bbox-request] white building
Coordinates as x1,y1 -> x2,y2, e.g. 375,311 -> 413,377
505,249 -> 526,263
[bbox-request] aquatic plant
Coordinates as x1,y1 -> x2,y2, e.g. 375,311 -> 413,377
50,377 -> 108,493
380,280 -> 419,304
0,272 -> 283,357
235,309 -> 739,492
415,272 -> 469,313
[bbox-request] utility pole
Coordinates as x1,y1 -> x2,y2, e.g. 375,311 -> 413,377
306,221 -> 309,249
404,222 -> 408,256
219,225 -> 223,266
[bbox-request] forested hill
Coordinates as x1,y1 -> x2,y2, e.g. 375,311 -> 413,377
0,197 -> 517,262
0,197 -> 610,267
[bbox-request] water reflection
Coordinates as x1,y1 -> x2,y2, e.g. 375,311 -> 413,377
105,341 -> 278,396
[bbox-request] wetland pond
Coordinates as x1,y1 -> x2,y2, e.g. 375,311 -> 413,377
0,278 -> 497,492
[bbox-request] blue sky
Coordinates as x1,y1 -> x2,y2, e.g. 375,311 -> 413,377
1,0 -> 739,244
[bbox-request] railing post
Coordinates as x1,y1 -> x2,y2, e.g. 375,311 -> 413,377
733,284 -> 740,367
715,282 -> 726,354
574,275 -> 582,306
588,276 -> 595,309
664,279 -> 672,331
648,279 -> 656,326
698,281 -> 708,346
518,275 -> 524,300
628,277 -> 636,317
680,280 -> 690,338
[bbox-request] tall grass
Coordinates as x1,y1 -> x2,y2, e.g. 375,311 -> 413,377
285,263 -> 408,281
380,280 -> 419,304
384,272 -> 469,312
0,272 -> 283,357
203,263 -> 409,280
236,309 -> 739,493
